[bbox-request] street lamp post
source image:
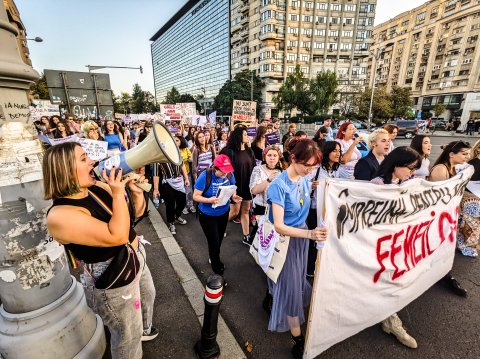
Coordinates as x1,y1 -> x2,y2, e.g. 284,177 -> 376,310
367,43 -> 393,131
86,65 -> 143,73
244,70 -> 254,101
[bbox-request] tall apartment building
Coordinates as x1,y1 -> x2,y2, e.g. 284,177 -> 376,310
230,0 -> 377,118
150,0 -> 230,107
369,0 -> 480,126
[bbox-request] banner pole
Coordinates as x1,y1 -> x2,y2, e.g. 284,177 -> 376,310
304,180 -> 328,359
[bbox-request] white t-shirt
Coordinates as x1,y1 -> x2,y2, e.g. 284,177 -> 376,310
414,157 -> 430,180
336,139 -> 362,179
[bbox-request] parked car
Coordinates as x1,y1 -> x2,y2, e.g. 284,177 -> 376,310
389,119 -> 418,139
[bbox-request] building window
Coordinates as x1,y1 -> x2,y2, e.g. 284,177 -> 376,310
314,42 -> 324,49
316,16 -> 326,23
345,4 -> 356,12
416,12 -> 426,22
331,4 -> 341,11
290,13 -> 298,21
303,15 -> 312,22
315,29 -> 325,36
317,2 -> 327,10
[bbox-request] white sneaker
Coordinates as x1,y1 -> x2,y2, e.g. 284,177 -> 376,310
382,314 -> 417,349
169,223 -> 176,235
175,216 -> 187,225
182,208 -> 189,215
189,206 -> 197,213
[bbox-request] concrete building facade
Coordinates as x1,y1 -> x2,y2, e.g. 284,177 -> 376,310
230,0 -> 377,118
150,0 -> 230,107
369,0 -> 480,127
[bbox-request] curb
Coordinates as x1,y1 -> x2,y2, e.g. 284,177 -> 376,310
148,200 -> 246,359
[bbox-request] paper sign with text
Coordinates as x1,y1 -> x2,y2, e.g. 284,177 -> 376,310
77,138 -> 108,161
304,167 -> 474,359
232,100 -> 256,122
246,127 -> 257,137
265,132 -> 281,145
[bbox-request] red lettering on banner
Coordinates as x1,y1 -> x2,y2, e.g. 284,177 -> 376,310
373,209 -> 456,283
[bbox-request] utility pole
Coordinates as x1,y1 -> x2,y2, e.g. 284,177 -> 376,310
0,2 -> 105,358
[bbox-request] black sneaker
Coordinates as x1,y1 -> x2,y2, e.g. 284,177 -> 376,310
141,327 -> 159,342
262,289 -> 273,315
291,334 -> 305,359
242,235 -> 252,246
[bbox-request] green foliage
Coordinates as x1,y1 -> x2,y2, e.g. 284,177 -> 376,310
274,65 -> 310,115
274,66 -> 339,116
213,70 -> 264,115
390,86 -> 413,118
177,93 -> 202,112
29,73 -> 49,100
309,70 -> 339,115
355,86 -> 393,124
432,103 -> 446,117
163,87 -> 181,104
114,84 -> 158,114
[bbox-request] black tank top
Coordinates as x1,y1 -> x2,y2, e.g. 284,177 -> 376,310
49,185 -> 136,263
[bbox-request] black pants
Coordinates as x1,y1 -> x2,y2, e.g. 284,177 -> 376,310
198,210 -> 229,275
306,208 -> 318,276
161,182 -> 186,224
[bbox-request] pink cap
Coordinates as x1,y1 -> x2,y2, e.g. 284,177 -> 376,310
214,154 -> 234,173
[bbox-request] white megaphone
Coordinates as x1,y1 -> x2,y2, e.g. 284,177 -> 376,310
94,121 -> 181,191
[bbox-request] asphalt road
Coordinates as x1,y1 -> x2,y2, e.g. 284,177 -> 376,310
156,133 -> 480,359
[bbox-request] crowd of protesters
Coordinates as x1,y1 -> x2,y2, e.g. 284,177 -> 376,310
39,113 -> 480,359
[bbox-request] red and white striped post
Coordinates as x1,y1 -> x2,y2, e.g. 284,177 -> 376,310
194,274 -> 224,359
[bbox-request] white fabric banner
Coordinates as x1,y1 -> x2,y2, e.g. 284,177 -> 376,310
304,167 -> 474,359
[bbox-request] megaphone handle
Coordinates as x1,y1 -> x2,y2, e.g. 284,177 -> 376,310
135,182 -> 152,193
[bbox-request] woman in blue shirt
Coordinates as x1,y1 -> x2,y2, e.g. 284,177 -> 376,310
193,155 -> 242,279
266,138 -> 327,359
103,120 -> 127,153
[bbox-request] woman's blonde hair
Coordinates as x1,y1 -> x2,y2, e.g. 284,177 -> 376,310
368,129 -> 389,149
471,139 -> 480,159
81,120 -> 99,137
43,142 -> 81,200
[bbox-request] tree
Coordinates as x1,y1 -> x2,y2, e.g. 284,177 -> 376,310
336,88 -> 361,117
213,70 -> 264,116
390,86 -> 413,119
131,83 -> 146,114
143,91 -> 159,113
113,92 -> 131,114
177,93 -> 202,112
273,65 -> 311,115
29,73 -> 49,100
308,70 -> 339,115
355,86 -> 393,124
432,103 -> 446,118
163,86 -> 181,104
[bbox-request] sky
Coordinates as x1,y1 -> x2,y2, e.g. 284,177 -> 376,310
17,0 -> 428,96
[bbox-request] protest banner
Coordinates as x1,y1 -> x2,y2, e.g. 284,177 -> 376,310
77,138 -> 108,161
304,167 -> 474,359
265,132 -> 281,145
232,100 -> 256,123
160,104 -> 181,120
29,99 -> 60,122
48,134 -> 78,146
175,103 -> 197,118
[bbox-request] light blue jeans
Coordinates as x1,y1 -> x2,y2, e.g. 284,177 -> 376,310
81,242 -> 156,359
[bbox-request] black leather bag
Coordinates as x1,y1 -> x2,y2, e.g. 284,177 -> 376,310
94,243 -> 139,290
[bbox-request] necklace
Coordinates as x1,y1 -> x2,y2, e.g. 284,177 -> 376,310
297,181 -> 304,206
265,164 -> 277,170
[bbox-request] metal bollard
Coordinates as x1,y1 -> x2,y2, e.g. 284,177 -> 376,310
194,274 -> 224,359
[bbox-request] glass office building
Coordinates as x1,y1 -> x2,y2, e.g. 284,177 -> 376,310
150,0 -> 230,104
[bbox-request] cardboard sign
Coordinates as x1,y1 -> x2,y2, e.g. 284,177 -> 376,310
77,138 -> 108,161
304,166 -> 474,358
246,127 -> 257,137
29,100 -> 60,122
265,132 -> 281,145
232,100 -> 256,123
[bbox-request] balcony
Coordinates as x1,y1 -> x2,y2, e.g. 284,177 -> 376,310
260,31 -> 284,41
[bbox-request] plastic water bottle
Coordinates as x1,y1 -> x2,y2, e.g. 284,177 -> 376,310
153,197 -> 160,209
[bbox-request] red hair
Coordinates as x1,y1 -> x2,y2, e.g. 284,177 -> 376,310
336,122 -> 353,140
286,138 -> 322,165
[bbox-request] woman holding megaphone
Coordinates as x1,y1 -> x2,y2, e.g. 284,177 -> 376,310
43,142 -> 157,359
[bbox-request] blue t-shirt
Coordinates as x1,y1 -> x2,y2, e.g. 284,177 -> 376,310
267,171 -> 310,227
194,170 -> 236,216
104,133 -> 125,151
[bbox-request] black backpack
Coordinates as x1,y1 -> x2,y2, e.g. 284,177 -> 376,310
195,167 -> 233,215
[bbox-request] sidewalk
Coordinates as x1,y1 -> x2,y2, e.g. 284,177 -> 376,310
142,202 -> 245,359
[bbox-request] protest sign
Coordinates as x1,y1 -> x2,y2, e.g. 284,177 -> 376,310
48,134 -> 78,146
160,104 -> 181,120
176,103 -> 197,118
168,126 -> 178,134
29,100 -> 60,122
77,138 -> 108,161
304,167 -> 474,359
246,127 -> 257,137
265,132 -> 281,145
232,100 -> 256,123
190,115 -> 207,127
